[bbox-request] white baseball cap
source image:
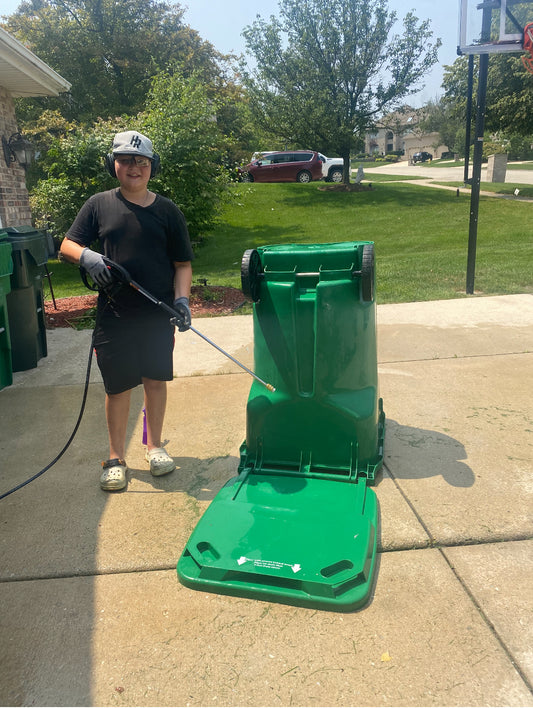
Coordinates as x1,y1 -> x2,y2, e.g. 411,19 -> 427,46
112,131 -> 153,158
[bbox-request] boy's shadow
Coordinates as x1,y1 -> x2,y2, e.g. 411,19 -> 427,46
381,419 -> 475,488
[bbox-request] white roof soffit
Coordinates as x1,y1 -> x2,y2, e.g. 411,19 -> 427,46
0,26 -> 71,97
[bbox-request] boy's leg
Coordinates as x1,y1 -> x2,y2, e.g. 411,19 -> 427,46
142,378 -> 167,450
143,378 -> 175,475
106,389 -> 132,460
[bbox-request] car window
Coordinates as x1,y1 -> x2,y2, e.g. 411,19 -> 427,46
255,151 -> 316,165
292,153 -> 313,162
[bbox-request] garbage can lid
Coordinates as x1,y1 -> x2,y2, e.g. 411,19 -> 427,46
5,226 -> 42,237
4,227 -> 48,265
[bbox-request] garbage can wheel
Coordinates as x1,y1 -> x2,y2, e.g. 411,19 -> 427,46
361,244 -> 374,302
241,249 -> 263,302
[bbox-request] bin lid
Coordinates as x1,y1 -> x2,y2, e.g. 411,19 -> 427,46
178,473 -> 378,611
5,226 -> 48,266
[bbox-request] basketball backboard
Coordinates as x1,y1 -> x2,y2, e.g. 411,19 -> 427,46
458,0 -> 533,54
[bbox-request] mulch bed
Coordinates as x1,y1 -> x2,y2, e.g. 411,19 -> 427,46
45,286 -> 248,329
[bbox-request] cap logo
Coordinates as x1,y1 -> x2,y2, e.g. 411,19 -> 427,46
130,135 -> 142,149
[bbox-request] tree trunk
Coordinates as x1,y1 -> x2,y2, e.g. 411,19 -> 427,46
342,153 -> 351,184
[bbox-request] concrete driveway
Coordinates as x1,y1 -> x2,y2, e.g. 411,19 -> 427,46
1,295 -> 532,706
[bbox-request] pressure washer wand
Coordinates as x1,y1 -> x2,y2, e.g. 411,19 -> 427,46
186,324 -> 275,392
104,260 -> 276,393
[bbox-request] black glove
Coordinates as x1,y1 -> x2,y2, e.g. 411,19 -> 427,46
173,296 -> 191,332
80,248 -> 113,287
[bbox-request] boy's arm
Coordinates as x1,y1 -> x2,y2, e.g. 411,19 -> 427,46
60,237 -> 85,264
173,261 -> 192,300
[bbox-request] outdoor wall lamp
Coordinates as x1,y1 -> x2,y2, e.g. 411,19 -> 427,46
2,132 -> 34,168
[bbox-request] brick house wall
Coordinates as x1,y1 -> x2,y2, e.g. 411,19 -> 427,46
0,85 -> 32,228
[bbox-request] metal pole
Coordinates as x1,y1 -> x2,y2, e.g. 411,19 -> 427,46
466,6 -> 491,295
463,54 -> 474,185
466,53 -> 488,294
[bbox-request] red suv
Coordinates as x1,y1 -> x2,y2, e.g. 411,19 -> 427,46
240,151 -> 323,183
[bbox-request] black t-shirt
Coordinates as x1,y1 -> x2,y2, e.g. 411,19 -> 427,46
66,188 -> 194,317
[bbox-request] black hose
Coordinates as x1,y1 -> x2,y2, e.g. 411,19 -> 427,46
0,334 -> 95,500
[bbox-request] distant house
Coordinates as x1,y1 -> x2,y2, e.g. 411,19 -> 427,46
365,107 -> 448,161
0,27 -> 70,228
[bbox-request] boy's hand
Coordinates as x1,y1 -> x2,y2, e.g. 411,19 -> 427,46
173,296 -> 191,331
80,248 -> 113,287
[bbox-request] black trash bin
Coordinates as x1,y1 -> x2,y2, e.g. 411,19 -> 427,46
5,227 -> 49,372
0,230 -> 13,388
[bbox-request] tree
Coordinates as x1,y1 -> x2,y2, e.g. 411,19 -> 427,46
142,70 -> 232,237
241,0 -> 441,183
3,0 -> 225,122
213,82 -> 284,171
418,98 -> 465,157
442,54 -> 533,139
483,54 -> 533,136
30,71 -> 233,240
29,118 -> 125,238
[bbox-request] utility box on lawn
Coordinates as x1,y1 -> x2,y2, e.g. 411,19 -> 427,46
178,241 -> 385,611
5,227 -> 49,372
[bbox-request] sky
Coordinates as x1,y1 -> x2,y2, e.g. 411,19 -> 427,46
182,0 -> 460,105
1,0 -> 460,106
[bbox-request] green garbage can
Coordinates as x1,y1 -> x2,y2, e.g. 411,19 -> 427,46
0,230 -> 13,389
239,241 -> 383,479
178,241 -> 385,611
5,227 -> 49,372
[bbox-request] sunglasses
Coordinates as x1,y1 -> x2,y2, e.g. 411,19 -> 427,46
115,155 -> 152,167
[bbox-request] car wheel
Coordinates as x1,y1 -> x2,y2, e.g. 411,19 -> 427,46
296,170 -> 312,183
241,248 -> 263,302
329,168 -> 343,183
241,172 -> 254,182
361,243 -> 374,302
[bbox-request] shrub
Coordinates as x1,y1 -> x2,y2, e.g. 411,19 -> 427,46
28,71 -> 232,241
141,71 -> 233,239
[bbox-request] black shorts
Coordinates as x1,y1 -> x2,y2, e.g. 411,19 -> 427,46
93,313 -> 175,395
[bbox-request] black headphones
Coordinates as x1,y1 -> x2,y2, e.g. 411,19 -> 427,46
104,152 -> 161,179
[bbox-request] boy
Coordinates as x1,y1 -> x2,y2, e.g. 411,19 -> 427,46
61,130 -> 194,491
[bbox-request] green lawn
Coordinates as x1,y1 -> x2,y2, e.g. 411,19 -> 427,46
441,181 -> 533,198
46,181 -> 533,305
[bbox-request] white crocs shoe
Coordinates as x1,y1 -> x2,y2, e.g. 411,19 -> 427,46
100,458 -> 128,491
145,447 -> 176,476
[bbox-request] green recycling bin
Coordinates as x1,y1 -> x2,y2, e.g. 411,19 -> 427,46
0,230 -> 13,389
5,227 -> 49,372
178,241 -> 385,611
239,241 -> 383,480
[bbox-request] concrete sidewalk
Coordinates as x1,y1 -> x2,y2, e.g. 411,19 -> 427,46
1,295 -> 532,706
362,159 -> 533,185
362,160 -> 533,201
